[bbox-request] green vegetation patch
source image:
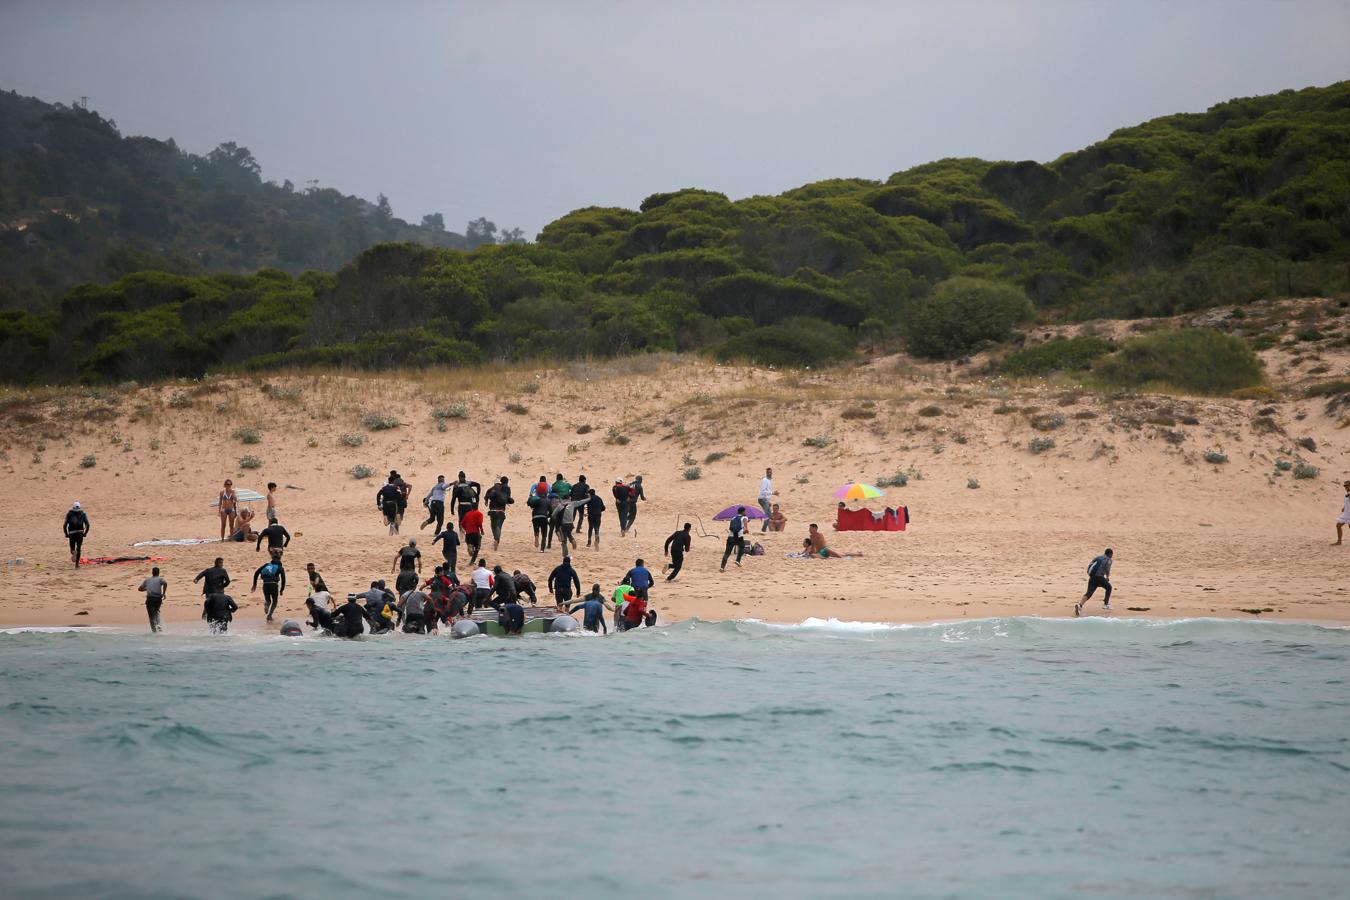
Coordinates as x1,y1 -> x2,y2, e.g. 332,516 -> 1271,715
1093,329 -> 1263,395
1001,336 -> 1112,376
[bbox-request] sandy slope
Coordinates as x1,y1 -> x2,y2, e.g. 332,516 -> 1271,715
1,304 -> 1347,632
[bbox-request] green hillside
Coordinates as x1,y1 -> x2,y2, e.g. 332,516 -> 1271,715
2,82 -> 1348,383
0,90 -> 489,306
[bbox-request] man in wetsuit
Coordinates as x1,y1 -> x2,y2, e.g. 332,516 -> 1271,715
449,472 -> 481,528
331,594 -> 366,638
432,522 -> 460,575
256,517 -> 291,557
202,591 -> 238,633
664,523 -> 693,582
64,501 -> 90,568
138,566 -> 167,633
569,584 -> 613,633
377,480 -> 402,535
585,488 -> 605,548
549,555 -> 581,610
421,474 -> 449,533
720,508 -> 749,571
461,506 -> 485,567
194,558 -> 231,596
512,570 -> 538,605
485,476 -> 514,551
305,596 -> 335,634
391,538 -> 422,593
251,551 -> 287,623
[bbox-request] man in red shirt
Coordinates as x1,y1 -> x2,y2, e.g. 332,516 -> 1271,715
461,506 -> 485,567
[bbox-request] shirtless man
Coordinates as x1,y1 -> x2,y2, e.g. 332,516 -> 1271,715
808,523 -> 843,559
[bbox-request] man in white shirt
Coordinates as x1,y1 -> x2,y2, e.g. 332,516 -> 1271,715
758,467 -> 775,533
421,475 -> 449,533
471,562 -> 494,611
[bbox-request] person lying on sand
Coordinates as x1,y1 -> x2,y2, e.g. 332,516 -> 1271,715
796,538 -> 863,559
808,523 -> 848,559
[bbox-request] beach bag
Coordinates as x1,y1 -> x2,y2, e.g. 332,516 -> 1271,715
381,603 -> 395,621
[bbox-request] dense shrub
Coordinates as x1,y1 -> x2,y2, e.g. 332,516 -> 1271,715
1001,336 -> 1112,376
714,317 -> 854,368
903,277 -> 1034,359
1093,329 -> 1263,395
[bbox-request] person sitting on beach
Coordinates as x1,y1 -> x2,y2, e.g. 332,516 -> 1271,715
769,503 -> 787,533
569,584 -> 614,633
808,523 -> 844,559
230,507 -> 258,542
305,596 -> 335,635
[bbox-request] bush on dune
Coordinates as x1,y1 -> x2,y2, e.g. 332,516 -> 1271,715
1093,328 -> 1264,395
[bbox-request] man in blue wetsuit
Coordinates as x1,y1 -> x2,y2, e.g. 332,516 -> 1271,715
251,551 -> 287,623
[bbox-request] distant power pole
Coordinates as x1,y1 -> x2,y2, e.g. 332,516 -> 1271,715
77,96 -> 89,110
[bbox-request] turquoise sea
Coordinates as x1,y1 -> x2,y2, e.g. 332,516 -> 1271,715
1,617 -> 1347,898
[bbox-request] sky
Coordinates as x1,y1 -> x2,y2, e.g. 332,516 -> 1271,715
1,0 -> 1346,237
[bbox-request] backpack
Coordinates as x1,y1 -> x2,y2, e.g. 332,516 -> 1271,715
729,515 -> 746,537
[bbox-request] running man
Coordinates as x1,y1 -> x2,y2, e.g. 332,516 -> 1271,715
625,475 -> 646,535
720,508 -> 749,571
64,501 -> 90,568
470,561 -> 494,611
138,566 -> 167,633
251,551 -> 287,623
461,505 -> 485,566
549,555 -> 581,610
612,479 -> 631,536
391,538 -> 422,594
512,570 -> 538,605
1336,480 -> 1350,545
1076,548 -> 1114,616
194,557 -> 231,596
255,517 -> 291,556
421,475 -> 449,533
450,472 -> 481,527
625,559 -> 654,602
397,586 -> 429,633
202,591 -> 238,634
485,476 -> 514,551
377,479 -> 402,535
758,467 -> 776,532
664,523 -> 693,581
529,488 -> 551,551
585,488 -> 605,548
433,522 -> 460,575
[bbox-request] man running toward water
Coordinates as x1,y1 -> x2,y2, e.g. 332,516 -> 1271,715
625,558 -> 654,602
585,489 -> 605,548
720,508 -> 749,571
138,566 -> 167,633
251,551 -> 287,623
549,555 -> 581,610
758,467 -> 775,533
331,594 -> 366,638
450,472 -> 481,527
397,586 -> 429,634
461,506 -> 485,566
256,517 -> 291,557
421,474 -> 449,533
485,476 -> 514,551
1335,480 -> 1350,545
64,501 -> 90,568
570,584 -> 614,633
612,479 -> 631,536
470,561 -> 494,611
1076,548 -> 1114,616
202,591 -> 238,634
664,523 -> 692,581
391,538 -> 422,593
528,486 -> 551,551
433,522 -> 460,575
194,557 -> 231,596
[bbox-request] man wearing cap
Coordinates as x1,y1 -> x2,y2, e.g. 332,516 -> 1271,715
392,538 -> 423,593
64,501 -> 90,568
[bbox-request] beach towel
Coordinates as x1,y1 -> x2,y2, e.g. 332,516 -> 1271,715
80,555 -> 169,566
835,506 -> 908,532
132,538 -> 219,548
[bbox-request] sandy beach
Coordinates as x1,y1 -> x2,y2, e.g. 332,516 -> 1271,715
2,302 -> 1347,631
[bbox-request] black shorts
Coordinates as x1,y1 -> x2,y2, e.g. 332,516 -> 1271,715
383,504 -> 398,524
396,570 -> 418,593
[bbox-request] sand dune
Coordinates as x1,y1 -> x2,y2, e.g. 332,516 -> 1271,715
1,304 -> 1347,632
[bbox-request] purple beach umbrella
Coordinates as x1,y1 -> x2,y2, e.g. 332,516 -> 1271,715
712,504 -> 768,521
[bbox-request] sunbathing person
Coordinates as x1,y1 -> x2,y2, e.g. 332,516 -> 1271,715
230,507 -> 259,542
769,503 -> 787,532
809,523 -> 861,559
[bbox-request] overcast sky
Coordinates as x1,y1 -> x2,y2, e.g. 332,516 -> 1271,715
2,0 -> 1346,236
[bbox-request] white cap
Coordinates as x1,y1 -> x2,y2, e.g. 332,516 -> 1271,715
72,501 -> 81,509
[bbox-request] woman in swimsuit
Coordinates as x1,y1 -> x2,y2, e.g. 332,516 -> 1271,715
218,479 -> 238,540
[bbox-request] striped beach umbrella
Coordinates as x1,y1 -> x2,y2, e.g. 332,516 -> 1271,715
832,482 -> 884,501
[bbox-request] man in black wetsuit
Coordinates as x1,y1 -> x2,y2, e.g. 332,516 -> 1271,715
485,476 -> 514,551
569,475 -> 590,532
449,471 -> 481,528
331,595 -> 365,638
255,518 -> 291,557
305,596 -> 335,634
194,558 -> 231,596
64,501 -> 90,568
664,522 -> 693,582
251,551 -> 287,623
202,592 -> 238,633
548,555 -> 581,610
611,480 -> 631,537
